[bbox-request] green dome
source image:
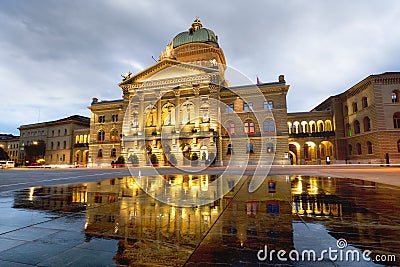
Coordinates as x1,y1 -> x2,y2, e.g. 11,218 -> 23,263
173,28 -> 218,48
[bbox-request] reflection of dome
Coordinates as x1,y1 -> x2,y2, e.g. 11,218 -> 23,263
172,18 -> 218,48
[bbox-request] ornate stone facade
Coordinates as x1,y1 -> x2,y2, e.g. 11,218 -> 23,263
89,19 -> 290,166
88,19 -> 400,166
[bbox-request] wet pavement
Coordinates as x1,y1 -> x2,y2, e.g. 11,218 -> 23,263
0,174 -> 398,266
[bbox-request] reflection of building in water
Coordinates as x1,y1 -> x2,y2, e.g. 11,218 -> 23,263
291,176 -> 343,217
11,175 -> 400,266
291,176 -> 400,265
83,176 -> 224,266
13,185 -> 87,212
187,176 -> 294,265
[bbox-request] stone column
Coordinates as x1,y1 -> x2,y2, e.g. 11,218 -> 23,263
138,94 -> 145,133
174,88 -> 180,132
300,142 -> 306,165
193,86 -> 200,129
156,91 -> 163,133
316,142 -> 321,165
209,84 -> 223,166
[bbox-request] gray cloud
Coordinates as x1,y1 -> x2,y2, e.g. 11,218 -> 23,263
1,0 -> 399,134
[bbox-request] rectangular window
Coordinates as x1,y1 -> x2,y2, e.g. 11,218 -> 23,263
112,114 -> 119,122
362,97 -> 368,108
264,101 -> 273,110
244,103 -> 253,112
225,104 -> 234,113
98,115 -> 106,123
352,102 -> 358,113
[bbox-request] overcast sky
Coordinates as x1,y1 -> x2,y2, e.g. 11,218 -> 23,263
1,0 -> 399,135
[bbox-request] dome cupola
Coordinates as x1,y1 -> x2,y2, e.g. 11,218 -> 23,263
172,17 -> 218,48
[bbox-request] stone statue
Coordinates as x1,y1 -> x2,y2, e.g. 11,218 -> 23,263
160,42 -> 173,60
121,71 -> 132,81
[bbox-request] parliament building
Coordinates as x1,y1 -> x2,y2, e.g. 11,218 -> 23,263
87,18 -> 400,167
89,18 -> 289,167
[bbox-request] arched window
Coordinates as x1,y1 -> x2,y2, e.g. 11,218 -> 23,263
226,123 -> 235,135
366,141 -> 373,154
227,144 -> 233,155
344,105 -> 349,116
325,120 -> 332,131
97,149 -> 103,158
110,129 -> 119,142
97,130 -> 105,142
354,120 -> 361,134
393,112 -> 400,128
63,141 -> 67,149
293,122 -> 300,134
266,143 -> 274,153
263,119 -> 275,133
301,121 -> 309,133
317,121 -> 324,132
363,117 -> 371,132
146,106 -> 157,126
162,102 -> 176,125
392,90 -> 399,103
310,123 -> 316,133
362,97 -> 368,108
398,140 -> 400,153
180,101 -> 195,125
356,143 -> 362,155
51,142 -> 54,150
348,144 -> 353,155
352,102 -> 358,113
111,148 -> 117,158
346,123 -> 352,137
75,136 -> 79,144
246,143 -> 254,154
244,120 -> 255,135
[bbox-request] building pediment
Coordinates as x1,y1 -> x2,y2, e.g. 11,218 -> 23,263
119,59 -> 219,88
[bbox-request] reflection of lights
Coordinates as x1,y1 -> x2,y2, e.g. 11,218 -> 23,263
114,223 -> 119,233
292,178 -> 303,194
308,177 -> 319,195
28,187 -> 35,201
84,216 -> 89,229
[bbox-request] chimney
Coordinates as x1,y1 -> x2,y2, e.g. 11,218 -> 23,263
279,75 -> 285,83
92,97 -> 98,104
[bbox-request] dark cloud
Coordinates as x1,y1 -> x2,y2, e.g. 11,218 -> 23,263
1,0 -> 400,134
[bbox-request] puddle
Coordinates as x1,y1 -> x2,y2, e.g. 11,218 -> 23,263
0,175 -> 398,266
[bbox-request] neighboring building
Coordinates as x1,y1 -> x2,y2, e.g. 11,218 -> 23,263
73,127 -> 90,166
287,111 -> 335,165
18,115 -> 90,165
313,72 -> 400,164
0,134 -> 20,162
89,18 -> 290,166
88,99 -> 124,166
